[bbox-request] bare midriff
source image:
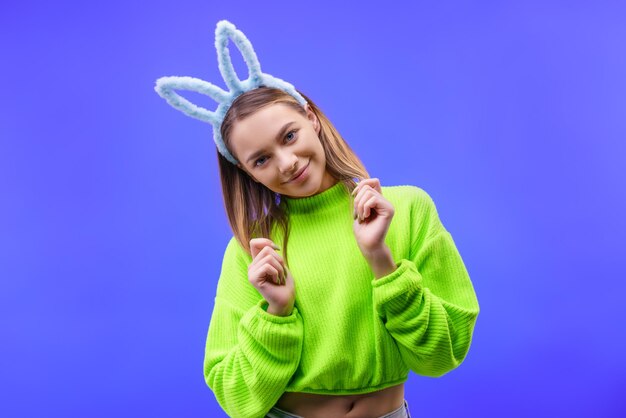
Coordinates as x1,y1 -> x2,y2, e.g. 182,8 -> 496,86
273,382 -> 405,418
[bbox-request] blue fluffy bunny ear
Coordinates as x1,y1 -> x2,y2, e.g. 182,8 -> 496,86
154,76 -> 229,125
154,19 -> 308,166
214,20 -> 263,94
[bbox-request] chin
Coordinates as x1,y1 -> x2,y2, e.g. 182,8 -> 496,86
284,173 -> 319,198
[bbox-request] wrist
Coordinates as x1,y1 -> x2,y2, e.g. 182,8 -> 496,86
364,245 -> 397,279
266,303 -> 294,317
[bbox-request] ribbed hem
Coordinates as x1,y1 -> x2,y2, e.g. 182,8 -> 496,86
284,181 -> 349,214
284,376 -> 409,395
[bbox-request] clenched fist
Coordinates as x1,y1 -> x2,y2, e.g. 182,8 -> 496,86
248,238 -> 295,316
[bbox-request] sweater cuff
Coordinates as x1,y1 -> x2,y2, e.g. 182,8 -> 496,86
253,299 -> 300,323
371,259 -> 423,316
239,299 -> 302,339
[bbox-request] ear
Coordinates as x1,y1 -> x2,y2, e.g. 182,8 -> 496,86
305,103 -> 320,135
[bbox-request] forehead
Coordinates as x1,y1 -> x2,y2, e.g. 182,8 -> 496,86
230,103 -> 303,153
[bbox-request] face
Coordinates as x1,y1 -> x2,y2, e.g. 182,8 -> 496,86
230,103 -> 337,198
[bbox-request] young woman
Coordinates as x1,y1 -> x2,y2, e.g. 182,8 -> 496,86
155,20 -> 480,418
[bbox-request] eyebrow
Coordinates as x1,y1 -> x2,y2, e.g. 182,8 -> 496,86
245,121 -> 296,164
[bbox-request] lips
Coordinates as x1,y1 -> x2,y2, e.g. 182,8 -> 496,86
287,161 -> 309,183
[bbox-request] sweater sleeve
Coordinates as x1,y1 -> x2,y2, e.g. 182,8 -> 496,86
203,238 -> 304,418
371,188 -> 480,377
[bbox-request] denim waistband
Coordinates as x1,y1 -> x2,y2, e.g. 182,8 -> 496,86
266,399 -> 411,418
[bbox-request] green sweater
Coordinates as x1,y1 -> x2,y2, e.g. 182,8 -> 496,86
203,181 -> 480,417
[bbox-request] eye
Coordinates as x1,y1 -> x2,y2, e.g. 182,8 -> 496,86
254,156 -> 267,167
285,129 -> 298,142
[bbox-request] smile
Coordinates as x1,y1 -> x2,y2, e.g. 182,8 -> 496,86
286,161 -> 310,183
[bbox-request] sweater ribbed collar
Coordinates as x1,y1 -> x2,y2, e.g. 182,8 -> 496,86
284,181 -> 350,214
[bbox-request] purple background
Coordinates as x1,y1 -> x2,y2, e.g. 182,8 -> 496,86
2,1 -> 625,417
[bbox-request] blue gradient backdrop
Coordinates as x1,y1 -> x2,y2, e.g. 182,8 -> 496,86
2,1 -> 625,417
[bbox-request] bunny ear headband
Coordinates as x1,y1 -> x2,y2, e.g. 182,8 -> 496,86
154,20 -> 307,165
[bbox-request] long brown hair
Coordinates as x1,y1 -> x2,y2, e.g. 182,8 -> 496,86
218,87 -> 369,267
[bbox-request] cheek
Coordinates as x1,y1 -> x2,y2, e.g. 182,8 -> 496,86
315,143 -> 326,163
309,137 -> 323,155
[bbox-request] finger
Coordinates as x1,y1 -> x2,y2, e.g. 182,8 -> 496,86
365,178 -> 382,193
258,246 -> 285,268
249,245 -> 273,268
250,238 -> 280,259
363,194 -> 378,219
354,187 -> 376,220
255,263 -> 280,285
253,247 -> 286,284
351,178 -> 382,197
261,264 -> 281,285
352,184 -> 370,217
260,253 -> 285,284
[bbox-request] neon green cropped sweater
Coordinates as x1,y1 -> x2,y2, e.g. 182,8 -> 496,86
203,182 -> 480,417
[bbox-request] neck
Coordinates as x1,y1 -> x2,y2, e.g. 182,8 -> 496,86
284,181 -> 349,214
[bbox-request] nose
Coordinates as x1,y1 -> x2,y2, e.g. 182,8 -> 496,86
278,151 -> 298,175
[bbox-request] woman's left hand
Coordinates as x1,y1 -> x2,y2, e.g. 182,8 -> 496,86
351,178 -> 395,256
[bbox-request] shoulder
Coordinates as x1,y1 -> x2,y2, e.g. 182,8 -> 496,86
381,184 -> 437,211
382,184 -> 443,237
223,236 -> 252,265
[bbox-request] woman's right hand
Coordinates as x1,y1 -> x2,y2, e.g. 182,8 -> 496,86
248,238 -> 295,316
